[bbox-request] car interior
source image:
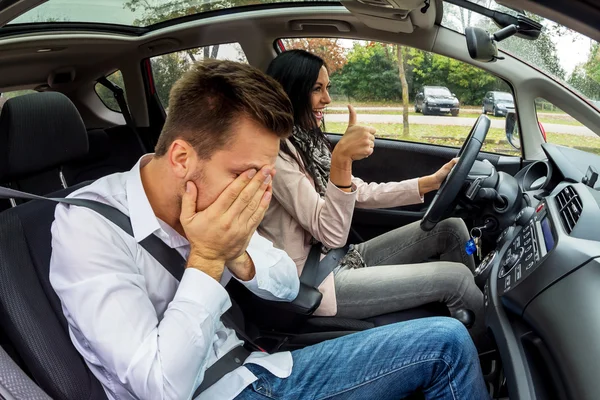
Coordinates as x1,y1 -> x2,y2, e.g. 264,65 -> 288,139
0,0 -> 600,399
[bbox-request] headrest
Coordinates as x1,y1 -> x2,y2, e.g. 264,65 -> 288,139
0,92 -> 89,181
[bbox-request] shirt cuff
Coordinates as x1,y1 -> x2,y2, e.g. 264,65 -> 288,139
405,177 -> 425,204
326,179 -> 358,200
174,268 -> 231,322
241,239 -> 279,293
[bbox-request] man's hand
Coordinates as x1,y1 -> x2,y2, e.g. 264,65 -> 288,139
180,166 -> 274,281
418,158 -> 458,195
227,252 -> 256,282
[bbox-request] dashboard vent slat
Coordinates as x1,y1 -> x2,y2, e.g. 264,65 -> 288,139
555,186 -> 582,234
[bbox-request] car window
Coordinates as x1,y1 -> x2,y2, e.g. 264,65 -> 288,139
495,93 -> 513,101
535,97 -> 600,155
150,43 -> 248,110
280,38 -> 517,156
94,70 -> 125,112
425,88 -> 451,96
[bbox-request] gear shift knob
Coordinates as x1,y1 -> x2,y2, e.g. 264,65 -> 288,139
454,309 -> 475,329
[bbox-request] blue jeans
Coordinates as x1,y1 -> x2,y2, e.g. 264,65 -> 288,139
236,317 -> 489,400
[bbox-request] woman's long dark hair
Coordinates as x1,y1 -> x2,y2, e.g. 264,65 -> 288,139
266,49 -> 332,179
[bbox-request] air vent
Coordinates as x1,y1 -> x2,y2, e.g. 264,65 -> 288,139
555,186 -> 582,234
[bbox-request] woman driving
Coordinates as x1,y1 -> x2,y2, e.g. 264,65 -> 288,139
259,49 -> 485,342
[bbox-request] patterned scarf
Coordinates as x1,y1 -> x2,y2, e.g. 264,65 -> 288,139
290,125 -> 331,197
291,125 -> 366,271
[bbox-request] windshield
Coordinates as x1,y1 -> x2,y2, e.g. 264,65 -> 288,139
425,88 -> 452,96
495,92 -> 513,101
8,0 -> 337,27
441,1 -> 600,107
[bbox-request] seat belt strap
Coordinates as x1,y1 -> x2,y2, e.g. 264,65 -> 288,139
300,244 -> 349,288
299,244 -> 321,286
96,77 -> 147,153
0,186 -> 258,396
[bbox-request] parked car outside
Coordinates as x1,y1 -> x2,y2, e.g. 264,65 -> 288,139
415,86 -> 460,116
482,91 -> 515,117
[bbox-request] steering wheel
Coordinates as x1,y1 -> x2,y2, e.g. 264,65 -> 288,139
420,115 -> 491,231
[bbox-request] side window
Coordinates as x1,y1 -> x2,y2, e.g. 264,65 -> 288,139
94,70 -> 125,112
535,98 -> 600,155
150,43 -> 248,110
281,38 -> 518,156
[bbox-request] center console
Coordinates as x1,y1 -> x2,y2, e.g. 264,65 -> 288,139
496,202 -> 556,295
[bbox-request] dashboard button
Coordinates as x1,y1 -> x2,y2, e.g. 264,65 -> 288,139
525,244 -> 533,254
526,260 -> 534,270
504,275 -> 511,289
536,203 -> 545,213
515,264 -> 522,280
524,252 -> 533,263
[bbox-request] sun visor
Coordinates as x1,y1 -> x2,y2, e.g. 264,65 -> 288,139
341,0 -> 436,33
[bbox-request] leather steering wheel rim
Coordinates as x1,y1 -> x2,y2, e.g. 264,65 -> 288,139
420,115 -> 491,231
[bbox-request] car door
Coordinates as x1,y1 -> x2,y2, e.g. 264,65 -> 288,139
328,135 -> 521,241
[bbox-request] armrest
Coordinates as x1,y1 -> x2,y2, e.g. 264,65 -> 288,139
267,282 -> 323,316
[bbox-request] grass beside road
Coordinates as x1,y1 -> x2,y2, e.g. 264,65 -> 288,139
326,122 -> 600,156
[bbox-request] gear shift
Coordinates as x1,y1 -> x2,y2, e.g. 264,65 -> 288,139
454,309 -> 475,329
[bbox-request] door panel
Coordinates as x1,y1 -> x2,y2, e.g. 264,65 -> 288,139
328,134 -> 521,241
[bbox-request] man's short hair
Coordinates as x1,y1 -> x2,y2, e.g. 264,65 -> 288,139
155,59 -> 294,158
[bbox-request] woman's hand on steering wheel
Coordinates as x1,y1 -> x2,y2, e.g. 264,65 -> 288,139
420,115 -> 491,231
432,158 -> 459,188
418,158 -> 459,196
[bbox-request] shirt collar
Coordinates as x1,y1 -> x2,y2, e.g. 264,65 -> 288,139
125,154 -> 188,249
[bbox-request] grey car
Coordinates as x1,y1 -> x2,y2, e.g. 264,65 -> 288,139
415,86 -> 460,116
482,91 -> 514,117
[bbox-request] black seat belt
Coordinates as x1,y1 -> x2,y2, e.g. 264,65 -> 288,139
300,244 -> 349,288
96,77 -> 147,153
0,186 -> 260,397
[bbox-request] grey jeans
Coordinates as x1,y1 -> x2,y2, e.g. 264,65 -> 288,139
334,218 -> 485,341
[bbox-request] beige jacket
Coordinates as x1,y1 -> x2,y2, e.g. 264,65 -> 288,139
258,141 -> 424,316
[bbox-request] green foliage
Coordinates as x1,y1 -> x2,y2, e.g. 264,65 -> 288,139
151,53 -> 194,109
331,42 -> 507,105
584,44 -> 600,84
408,49 -> 502,104
331,43 -> 401,102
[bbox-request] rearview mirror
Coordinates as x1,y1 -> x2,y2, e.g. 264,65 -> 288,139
465,27 -> 498,62
505,111 -> 520,149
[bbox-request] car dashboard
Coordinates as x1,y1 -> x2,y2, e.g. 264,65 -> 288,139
481,143 -> 600,400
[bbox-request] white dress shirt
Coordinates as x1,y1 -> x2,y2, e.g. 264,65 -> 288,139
49,155 -> 300,400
